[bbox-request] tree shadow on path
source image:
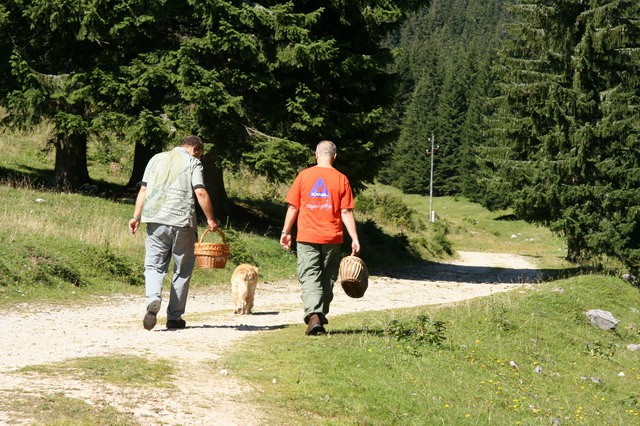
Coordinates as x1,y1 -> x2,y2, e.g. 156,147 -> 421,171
377,260 -> 581,285
158,324 -> 287,332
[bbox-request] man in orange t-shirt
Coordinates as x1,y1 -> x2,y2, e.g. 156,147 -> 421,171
280,140 -> 361,335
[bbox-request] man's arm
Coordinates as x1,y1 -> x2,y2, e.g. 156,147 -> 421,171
129,185 -> 146,235
194,187 -> 218,231
341,208 -> 360,254
280,205 -> 298,250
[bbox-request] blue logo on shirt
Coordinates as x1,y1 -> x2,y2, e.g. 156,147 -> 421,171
309,178 -> 330,198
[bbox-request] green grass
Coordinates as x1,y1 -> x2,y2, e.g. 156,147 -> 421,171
3,392 -> 139,426
20,355 -> 175,388
2,356 -> 173,424
0,121 -> 56,186
366,184 -> 571,270
0,125 -> 451,305
227,276 -> 640,425
5,120 -> 637,425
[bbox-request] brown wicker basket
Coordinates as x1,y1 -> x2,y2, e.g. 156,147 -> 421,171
338,252 -> 369,298
194,229 -> 230,269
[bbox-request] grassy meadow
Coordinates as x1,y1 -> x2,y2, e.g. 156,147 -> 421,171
229,275 -> 640,425
2,123 -> 639,424
0,123 -> 299,303
362,184 -> 570,269
0,121 -> 455,303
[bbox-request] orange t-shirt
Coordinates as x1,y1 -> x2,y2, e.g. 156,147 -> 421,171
285,166 -> 355,244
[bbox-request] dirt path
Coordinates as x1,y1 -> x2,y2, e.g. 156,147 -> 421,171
0,251 -> 541,425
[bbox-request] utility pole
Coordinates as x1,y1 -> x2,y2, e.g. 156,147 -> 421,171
426,133 -> 436,223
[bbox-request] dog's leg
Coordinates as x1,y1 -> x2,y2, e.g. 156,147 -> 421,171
238,284 -> 248,314
232,281 -> 242,314
246,290 -> 254,314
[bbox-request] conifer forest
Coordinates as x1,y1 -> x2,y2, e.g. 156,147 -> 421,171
1,0 -> 640,269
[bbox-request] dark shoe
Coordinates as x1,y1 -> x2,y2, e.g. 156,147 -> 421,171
166,319 -> 186,329
305,314 -> 326,336
143,300 -> 161,331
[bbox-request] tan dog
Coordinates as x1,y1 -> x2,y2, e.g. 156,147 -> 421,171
231,264 -> 259,314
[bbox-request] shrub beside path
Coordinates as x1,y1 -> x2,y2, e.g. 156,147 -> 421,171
0,251 -> 541,425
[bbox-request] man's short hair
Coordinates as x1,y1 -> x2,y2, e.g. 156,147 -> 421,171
181,135 -> 204,150
316,140 -> 337,157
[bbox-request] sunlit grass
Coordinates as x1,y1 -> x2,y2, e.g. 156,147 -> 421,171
20,355 -> 175,388
368,183 -> 570,269
2,392 -> 138,426
0,185 -> 139,249
0,121 -> 54,175
228,275 -> 640,425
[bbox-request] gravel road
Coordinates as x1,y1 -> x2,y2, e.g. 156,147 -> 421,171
0,251 -> 541,425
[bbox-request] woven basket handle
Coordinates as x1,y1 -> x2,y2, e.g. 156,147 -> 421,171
199,228 -> 227,244
350,250 -> 359,257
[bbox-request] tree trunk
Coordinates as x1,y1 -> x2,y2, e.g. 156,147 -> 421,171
202,149 -> 231,223
127,141 -> 160,188
566,235 -> 582,263
51,133 -> 90,190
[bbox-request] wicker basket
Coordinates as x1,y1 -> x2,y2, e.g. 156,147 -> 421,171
338,252 -> 369,298
194,229 -> 230,269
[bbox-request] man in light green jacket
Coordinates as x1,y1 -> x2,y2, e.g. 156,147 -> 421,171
129,135 -> 217,330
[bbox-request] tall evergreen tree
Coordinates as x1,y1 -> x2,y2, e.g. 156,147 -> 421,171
2,1 -> 425,218
459,50 -> 499,199
383,0 -> 510,195
384,44 -> 443,194
432,49 -> 471,195
2,0 -> 180,189
489,0 -> 640,267
4,0 -> 94,188
0,3 -> 12,102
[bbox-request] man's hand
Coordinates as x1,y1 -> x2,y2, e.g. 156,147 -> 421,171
129,218 -> 140,235
207,218 -> 218,232
280,233 -> 292,250
280,205 -> 298,250
351,239 -> 361,255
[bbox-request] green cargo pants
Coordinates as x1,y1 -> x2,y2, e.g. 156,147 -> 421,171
296,242 -> 341,325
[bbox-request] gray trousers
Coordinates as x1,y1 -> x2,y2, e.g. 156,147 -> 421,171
144,223 -> 197,321
297,242 -> 341,325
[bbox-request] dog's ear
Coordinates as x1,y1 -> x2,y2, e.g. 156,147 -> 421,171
254,266 -> 259,274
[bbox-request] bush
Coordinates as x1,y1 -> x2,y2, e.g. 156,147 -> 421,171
356,191 -> 424,233
384,314 -> 448,356
355,190 -> 453,264
88,242 -> 143,286
222,227 -> 257,266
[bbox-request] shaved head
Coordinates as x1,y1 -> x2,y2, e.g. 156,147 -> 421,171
316,140 -> 337,157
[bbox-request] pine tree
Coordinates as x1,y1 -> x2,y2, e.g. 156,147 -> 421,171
459,50 -> 499,200
386,45 -> 443,194
0,3 -> 12,102
2,0 -> 425,210
2,0 -> 180,189
383,0 -> 510,196
433,50 -> 471,195
490,0 -> 640,267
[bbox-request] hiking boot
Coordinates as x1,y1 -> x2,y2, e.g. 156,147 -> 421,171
305,314 -> 326,336
166,319 -> 186,329
143,300 -> 161,331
